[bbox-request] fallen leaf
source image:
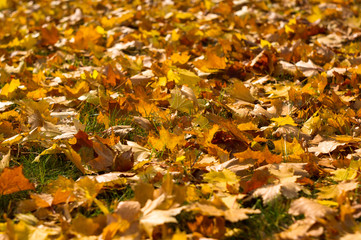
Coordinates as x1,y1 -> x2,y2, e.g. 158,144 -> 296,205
271,115 -> 297,127
0,149 -> 11,172
227,80 -> 256,103
148,126 -> 186,151
0,166 -> 35,195
308,140 -> 346,156
288,197 -> 335,220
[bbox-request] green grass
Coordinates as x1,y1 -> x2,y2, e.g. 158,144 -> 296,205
227,198 -> 294,240
172,197 -> 294,240
0,101 -> 145,220
78,101 -> 148,141
0,146 -> 83,220
80,186 -> 134,218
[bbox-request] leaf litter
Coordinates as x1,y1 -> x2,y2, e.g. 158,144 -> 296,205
1,0 -> 361,239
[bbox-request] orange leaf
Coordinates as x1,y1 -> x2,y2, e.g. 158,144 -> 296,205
193,50 -> 227,72
73,25 -> 101,50
0,166 -> 35,195
40,24 -> 59,46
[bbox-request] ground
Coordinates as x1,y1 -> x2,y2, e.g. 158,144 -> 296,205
1,0 -> 361,239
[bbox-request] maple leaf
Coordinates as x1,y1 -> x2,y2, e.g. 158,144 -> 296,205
0,166 -> 35,195
193,49 -> 227,73
40,24 -> 59,46
75,176 -> 104,207
2,0 -> 361,238
252,166 -> 306,203
273,138 -> 305,161
227,80 -> 256,103
308,140 -> 346,156
288,197 -> 336,220
235,147 -> 282,165
148,126 -> 186,151
72,25 -> 101,50
271,115 -> 297,127
278,218 -> 322,240
203,169 -> 239,192
317,181 -> 358,200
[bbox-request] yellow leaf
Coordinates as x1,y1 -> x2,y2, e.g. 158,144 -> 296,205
307,6 -> 323,23
1,134 -> 24,146
185,185 -> 200,202
97,112 -> 110,129
175,11 -> 194,20
260,39 -> 272,48
0,79 -> 20,98
301,115 -> 321,135
172,229 -> 187,240
33,144 -> 61,163
203,169 -> 239,191
26,88 -> 48,99
317,200 -> 338,207
64,80 -> 89,98
271,115 -> 297,126
95,25 -> 106,35
171,52 -> 190,65
157,76 -> 167,86
149,127 -> 186,151
273,138 -> 304,160
193,50 -> 227,72
63,144 -> 86,174
76,177 -> 104,206
176,156 -> 186,162
0,0 -> 8,10
227,81 -> 256,103
171,29 -> 180,42
237,121 -> 258,131
331,168 -> 357,181
117,11 -> 134,24
167,69 -> 181,84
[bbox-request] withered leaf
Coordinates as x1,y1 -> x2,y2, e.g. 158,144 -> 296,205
113,148 -> 134,172
288,197 -> 336,220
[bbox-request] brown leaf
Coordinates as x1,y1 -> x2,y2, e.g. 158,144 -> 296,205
115,201 -> 141,222
288,197 -> 336,220
113,149 -> 134,172
88,138 -> 115,171
40,24 -> 59,46
206,113 -> 250,144
133,116 -> 153,131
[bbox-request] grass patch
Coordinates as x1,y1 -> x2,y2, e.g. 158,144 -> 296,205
227,198 -> 293,240
78,102 -> 103,133
0,146 -> 83,220
78,102 -> 148,141
80,186 -> 134,218
15,148 -> 83,190
98,185 -> 134,207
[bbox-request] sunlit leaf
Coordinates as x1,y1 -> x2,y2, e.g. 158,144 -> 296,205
148,126 -> 186,151
271,115 -> 297,127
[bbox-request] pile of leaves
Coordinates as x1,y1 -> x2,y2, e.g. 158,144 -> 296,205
1,0 -> 361,239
